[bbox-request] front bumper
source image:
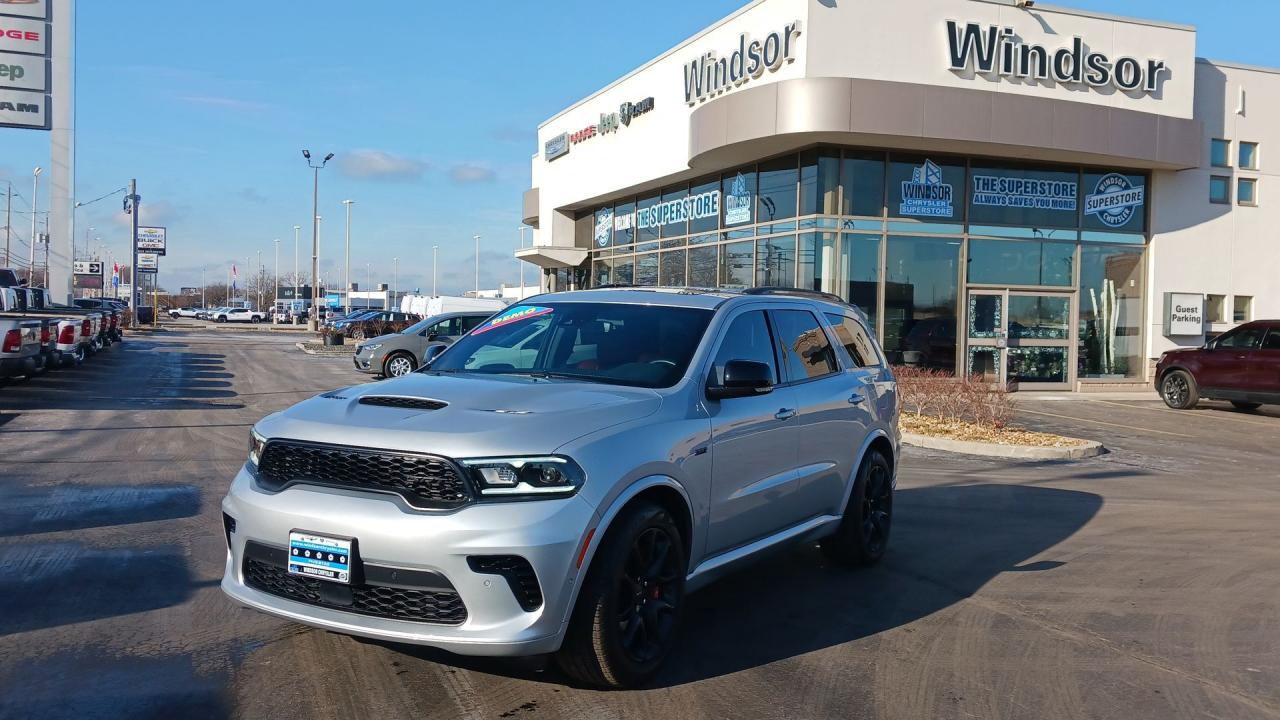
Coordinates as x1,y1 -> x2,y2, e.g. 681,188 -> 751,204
352,348 -> 379,373
220,466 -> 596,656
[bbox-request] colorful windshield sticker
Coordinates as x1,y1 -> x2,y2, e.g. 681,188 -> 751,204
472,305 -> 554,335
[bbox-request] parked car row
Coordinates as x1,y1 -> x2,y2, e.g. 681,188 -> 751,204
0,271 -> 126,379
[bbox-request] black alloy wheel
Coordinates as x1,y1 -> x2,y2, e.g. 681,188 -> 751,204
820,449 -> 893,566
615,527 -> 682,665
557,502 -> 687,689
352,327 -> 366,340
1161,370 -> 1198,410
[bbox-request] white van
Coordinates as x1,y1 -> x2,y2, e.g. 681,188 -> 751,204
399,295 -> 507,318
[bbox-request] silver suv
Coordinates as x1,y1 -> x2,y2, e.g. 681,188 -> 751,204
221,288 -> 898,688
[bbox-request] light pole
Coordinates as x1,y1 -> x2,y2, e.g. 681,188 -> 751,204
201,265 -> 206,308
81,225 -> 93,261
365,262 -> 371,309
432,245 -> 438,297
292,224 -> 300,316
473,234 -> 481,295
256,249 -> 262,310
273,238 -> 280,319
29,167 -> 40,284
393,257 -> 398,303
342,199 -> 353,316
302,149 -> 334,330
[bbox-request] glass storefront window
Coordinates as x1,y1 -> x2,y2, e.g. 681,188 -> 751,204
1007,295 -> 1070,340
723,168 -> 756,227
967,239 -> 1074,287
800,150 -> 840,216
757,156 -> 798,222
968,164 -> 1079,229
592,258 -> 610,287
843,233 -> 880,332
613,256 -> 635,285
1078,245 -> 1144,379
756,235 -> 797,287
842,151 -> 885,217
690,178 -> 720,235
888,154 -> 965,222
884,235 -> 960,372
660,185 -> 688,238
636,193 -> 660,243
688,245 -> 717,287
798,232 -> 838,295
613,200 -> 635,246
1082,171 -> 1147,234
660,250 -> 686,287
720,240 -> 754,288
1008,347 -> 1068,383
635,253 -> 659,286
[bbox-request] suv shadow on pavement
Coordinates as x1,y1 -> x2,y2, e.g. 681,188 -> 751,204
370,482 -> 1102,688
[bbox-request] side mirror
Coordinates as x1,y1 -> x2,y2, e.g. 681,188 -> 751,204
422,343 -> 447,366
706,359 -> 774,400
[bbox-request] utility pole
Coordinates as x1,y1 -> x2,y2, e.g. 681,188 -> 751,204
4,183 -> 11,268
393,257 -> 398,303
432,245 -> 438,297
127,178 -> 139,327
365,262 -> 371,309
342,199 -> 353,315
473,234 -> 481,295
202,265 -> 206,308
29,167 -> 41,284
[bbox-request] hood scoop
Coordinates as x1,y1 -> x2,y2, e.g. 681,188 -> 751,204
358,395 -> 448,411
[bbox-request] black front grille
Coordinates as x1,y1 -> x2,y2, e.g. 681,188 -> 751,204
358,396 -> 447,411
255,440 -> 471,509
468,555 -> 543,611
244,556 -> 468,625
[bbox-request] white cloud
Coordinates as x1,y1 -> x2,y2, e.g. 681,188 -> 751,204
337,150 -> 429,182
449,163 -> 497,184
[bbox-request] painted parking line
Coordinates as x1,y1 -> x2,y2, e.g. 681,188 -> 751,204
1016,407 -> 1194,438
1081,398 -> 1280,429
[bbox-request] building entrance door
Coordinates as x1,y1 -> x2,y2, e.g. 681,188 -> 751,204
965,290 -> 1074,389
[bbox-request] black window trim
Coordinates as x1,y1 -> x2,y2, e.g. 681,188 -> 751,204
824,311 -> 883,370
1260,326 -> 1280,351
768,307 -> 842,387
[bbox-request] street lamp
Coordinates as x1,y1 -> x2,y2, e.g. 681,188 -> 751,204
302,149 -> 334,330
432,245 -> 438,297
393,257 -> 398,302
365,262 -> 371,309
273,238 -> 280,320
342,199 -> 354,316
473,234 -> 481,295
256,249 -> 262,310
292,224 -> 300,316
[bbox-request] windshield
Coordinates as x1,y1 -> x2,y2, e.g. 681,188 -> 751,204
429,302 -> 712,388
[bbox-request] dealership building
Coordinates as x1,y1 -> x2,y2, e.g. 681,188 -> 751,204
517,0 -> 1278,390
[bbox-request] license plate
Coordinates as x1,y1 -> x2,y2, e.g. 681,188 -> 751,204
288,531 -> 353,584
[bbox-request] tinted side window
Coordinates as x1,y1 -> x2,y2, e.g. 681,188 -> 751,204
773,309 -> 839,381
432,318 -> 461,336
711,311 -> 779,385
1219,326 -> 1265,349
825,312 -> 879,367
1262,329 -> 1280,350
460,315 -> 486,332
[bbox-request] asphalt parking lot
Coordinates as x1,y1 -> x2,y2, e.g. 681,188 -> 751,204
1,330 -> 1278,720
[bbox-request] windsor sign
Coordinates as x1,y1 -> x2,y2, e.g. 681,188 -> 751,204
946,21 -> 1170,95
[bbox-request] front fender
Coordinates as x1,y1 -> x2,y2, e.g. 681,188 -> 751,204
554,475 -> 693,629
835,428 -> 898,514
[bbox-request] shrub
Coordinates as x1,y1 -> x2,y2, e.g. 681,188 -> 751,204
893,365 -> 1014,430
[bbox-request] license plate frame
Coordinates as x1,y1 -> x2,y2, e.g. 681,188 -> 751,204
287,530 -> 355,585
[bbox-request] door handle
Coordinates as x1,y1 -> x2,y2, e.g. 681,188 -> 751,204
774,408 -> 797,421
848,392 -> 865,405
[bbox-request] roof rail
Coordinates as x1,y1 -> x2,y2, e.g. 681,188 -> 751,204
741,287 -> 848,304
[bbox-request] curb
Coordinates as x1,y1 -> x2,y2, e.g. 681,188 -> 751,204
901,432 -> 1105,460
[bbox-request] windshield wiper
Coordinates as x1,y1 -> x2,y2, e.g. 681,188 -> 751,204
518,371 -> 609,384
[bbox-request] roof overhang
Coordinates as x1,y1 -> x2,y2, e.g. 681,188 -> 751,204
689,77 -> 1202,172
516,246 -> 588,269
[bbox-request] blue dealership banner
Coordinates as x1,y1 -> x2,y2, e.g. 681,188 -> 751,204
1085,173 -> 1145,228
900,160 -> 954,217
972,175 -> 1077,211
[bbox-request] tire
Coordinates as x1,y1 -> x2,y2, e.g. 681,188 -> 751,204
1160,370 -> 1199,410
250,316 -> 261,324
820,450 -> 893,567
1231,401 -> 1262,411
216,316 -> 227,323
383,352 -> 417,378
352,327 -> 366,340
169,312 -> 179,319
557,502 -> 686,689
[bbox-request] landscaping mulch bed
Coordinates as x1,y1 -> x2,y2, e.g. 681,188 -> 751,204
296,342 -> 353,355
902,414 -> 1089,448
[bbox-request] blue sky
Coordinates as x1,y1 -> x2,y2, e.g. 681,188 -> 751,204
0,0 -> 1274,294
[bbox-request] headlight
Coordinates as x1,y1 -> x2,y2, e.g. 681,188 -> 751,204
362,343 -> 382,352
460,456 -> 585,498
248,428 -> 267,467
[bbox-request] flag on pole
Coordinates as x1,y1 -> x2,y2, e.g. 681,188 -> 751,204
232,264 -> 238,290
112,262 -> 120,287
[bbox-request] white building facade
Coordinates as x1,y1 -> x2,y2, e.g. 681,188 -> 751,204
519,0 -> 1275,390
